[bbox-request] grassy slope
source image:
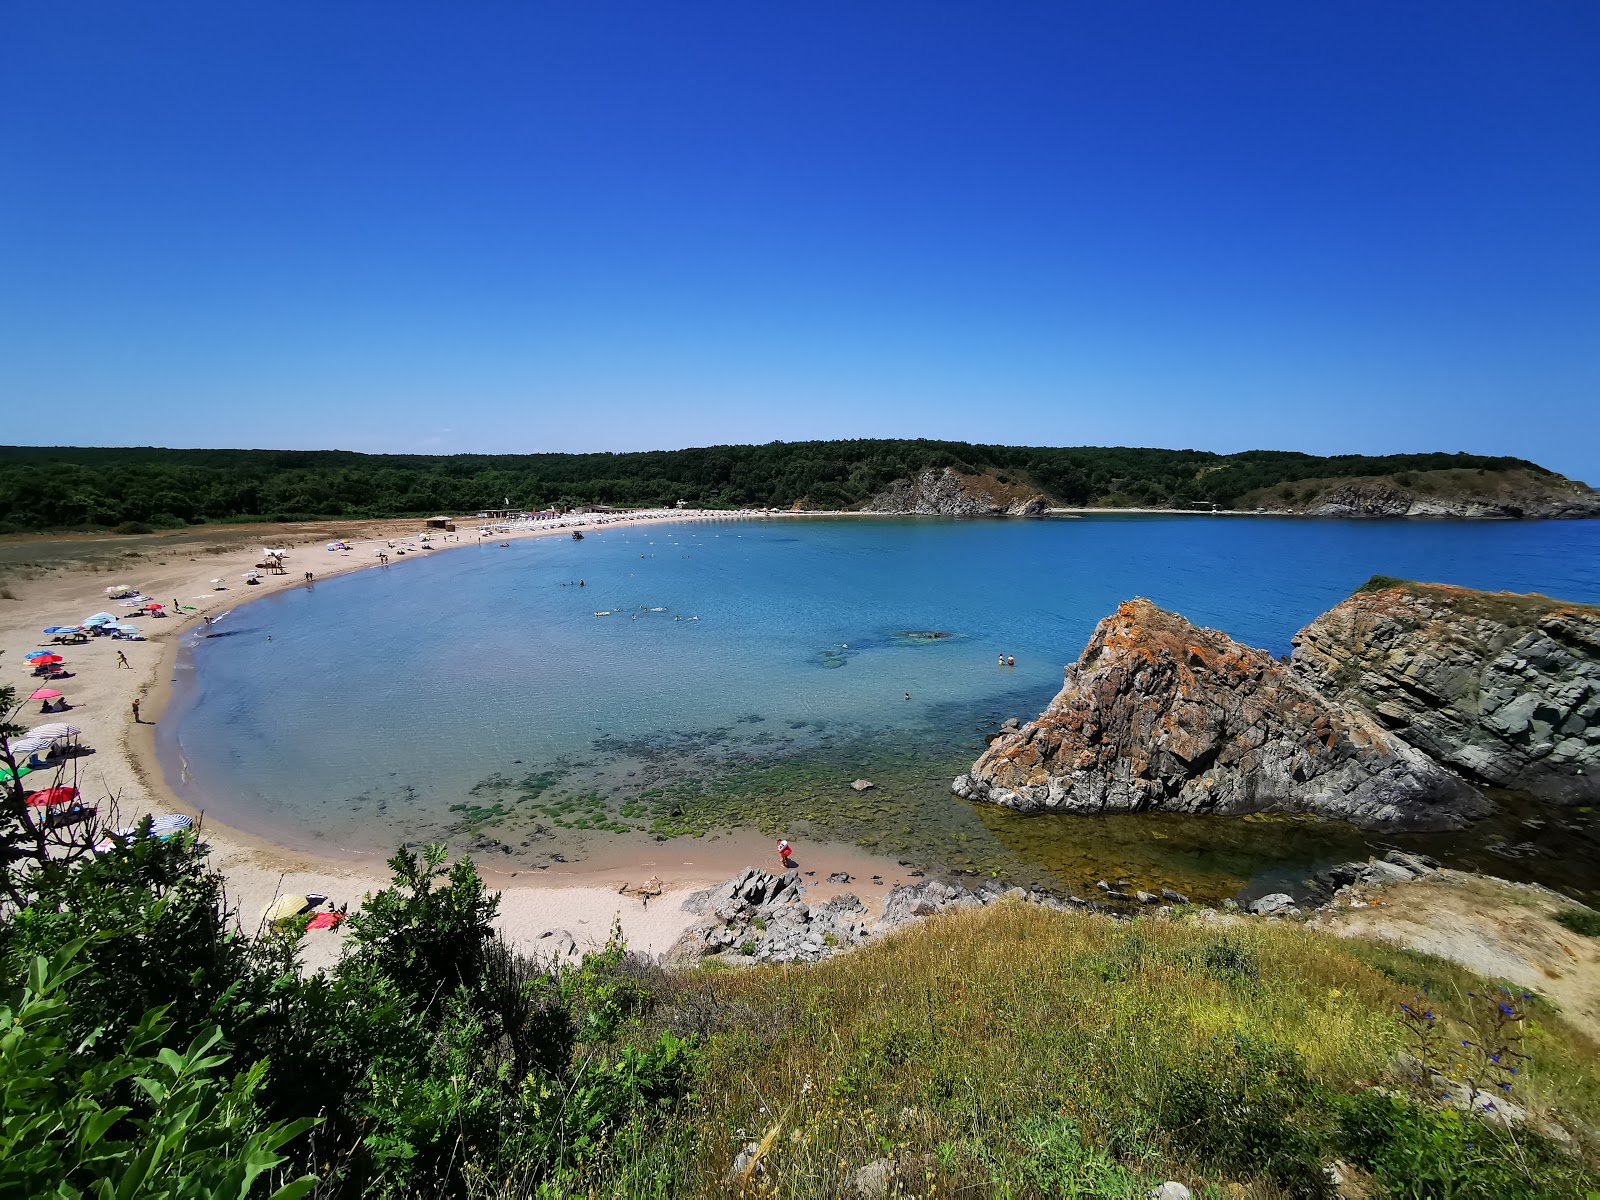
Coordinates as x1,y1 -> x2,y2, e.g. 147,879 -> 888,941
1351,576 -> 1600,625
653,903 -> 1599,1198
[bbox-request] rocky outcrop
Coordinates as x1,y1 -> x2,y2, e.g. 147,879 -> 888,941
861,467 -> 1046,517
954,599 -> 1488,830
1292,581 -> 1600,802
1288,471 -> 1600,519
667,869 -> 1077,966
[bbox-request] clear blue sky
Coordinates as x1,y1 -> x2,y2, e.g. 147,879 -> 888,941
4,3 -> 1597,481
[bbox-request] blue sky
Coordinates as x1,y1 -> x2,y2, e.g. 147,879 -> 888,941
3,2 -> 1597,481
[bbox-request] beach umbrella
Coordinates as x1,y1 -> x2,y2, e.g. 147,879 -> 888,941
29,654 -> 64,666
28,724 -> 81,740
23,651 -> 56,661
4,736 -> 55,758
261,894 -> 312,923
28,689 -> 64,700
25,786 -> 80,808
0,765 -> 32,783
42,626 -> 79,635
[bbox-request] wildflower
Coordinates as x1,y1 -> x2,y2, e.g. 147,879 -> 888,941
1499,1003 -> 1515,1016
1424,1011 -> 1434,1020
1490,1054 -> 1500,1063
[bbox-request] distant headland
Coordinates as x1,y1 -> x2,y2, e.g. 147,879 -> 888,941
1,440 -> 1596,531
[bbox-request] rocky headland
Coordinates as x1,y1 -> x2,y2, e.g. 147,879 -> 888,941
1237,468 -> 1600,520
860,466 -> 1047,516
1293,580 -> 1600,802
952,598 -> 1487,830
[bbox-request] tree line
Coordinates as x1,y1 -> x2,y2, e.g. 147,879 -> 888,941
0,441 -> 1546,530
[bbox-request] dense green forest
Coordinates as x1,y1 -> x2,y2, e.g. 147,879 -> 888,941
0,441 -> 1548,531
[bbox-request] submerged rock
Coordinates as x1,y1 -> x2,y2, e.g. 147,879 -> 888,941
954,599 -> 1487,830
1292,580 -> 1600,802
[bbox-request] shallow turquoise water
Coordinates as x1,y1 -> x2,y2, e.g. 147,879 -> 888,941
161,516 -> 1600,902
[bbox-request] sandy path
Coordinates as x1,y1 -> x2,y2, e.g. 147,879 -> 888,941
0,509 -> 914,962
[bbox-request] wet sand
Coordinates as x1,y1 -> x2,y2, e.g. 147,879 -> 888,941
0,510 -> 912,966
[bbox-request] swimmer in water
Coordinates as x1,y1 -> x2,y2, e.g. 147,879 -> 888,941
904,692 -> 911,701
1007,655 -> 1015,667
998,654 -> 1005,666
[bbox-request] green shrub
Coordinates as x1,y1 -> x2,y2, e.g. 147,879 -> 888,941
0,942 -> 315,1199
1554,908 -> 1600,937
1337,1090 -> 1591,1199
114,520 -> 155,534
1160,1031 -> 1331,1197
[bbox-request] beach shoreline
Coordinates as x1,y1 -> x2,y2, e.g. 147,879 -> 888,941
2,508 -> 917,963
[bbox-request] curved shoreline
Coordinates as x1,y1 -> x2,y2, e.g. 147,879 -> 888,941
3,509 -> 919,962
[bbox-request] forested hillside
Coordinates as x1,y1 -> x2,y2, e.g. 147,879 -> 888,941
0,441 -> 1555,530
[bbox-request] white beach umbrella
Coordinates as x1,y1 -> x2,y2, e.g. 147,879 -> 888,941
3,735 -> 55,757
28,724 -> 82,740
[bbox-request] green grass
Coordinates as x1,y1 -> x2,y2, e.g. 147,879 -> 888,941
644,903 -> 1599,1198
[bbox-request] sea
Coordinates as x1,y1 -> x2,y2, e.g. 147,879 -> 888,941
159,515 -> 1600,904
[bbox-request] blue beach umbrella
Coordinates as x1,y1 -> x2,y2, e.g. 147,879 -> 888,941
42,626 -> 81,635
23,651 -> 54,661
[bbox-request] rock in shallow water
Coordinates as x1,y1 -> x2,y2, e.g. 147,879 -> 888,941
954,599 -> 1487,831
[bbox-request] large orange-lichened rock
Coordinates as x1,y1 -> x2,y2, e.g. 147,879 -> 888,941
953,599 -> 1488,830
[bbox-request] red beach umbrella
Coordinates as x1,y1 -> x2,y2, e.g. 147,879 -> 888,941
26,786 -> 80,808
28,689 -> 64,700
30,654 -> 64,666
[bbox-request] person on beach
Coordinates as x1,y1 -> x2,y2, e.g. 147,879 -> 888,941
116,650 -> 130,668
777,838 -> 794,868
131,698 -> 141,723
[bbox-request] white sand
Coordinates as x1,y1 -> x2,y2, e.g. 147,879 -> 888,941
0,509 -> 914,963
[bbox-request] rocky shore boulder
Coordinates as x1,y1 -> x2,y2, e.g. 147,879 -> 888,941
1292,581 -> 1600,802
953,599 -> 1488,830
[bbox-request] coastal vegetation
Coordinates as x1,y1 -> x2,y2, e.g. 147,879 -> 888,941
0,442 -> 1557,530
3,831 -> 1597,1198
3,673 -> 1597,1198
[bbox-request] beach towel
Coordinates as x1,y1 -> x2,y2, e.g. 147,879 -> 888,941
306,911 -> 346,931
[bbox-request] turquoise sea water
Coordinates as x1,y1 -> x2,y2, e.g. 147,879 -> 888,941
161,516 -> 1600,903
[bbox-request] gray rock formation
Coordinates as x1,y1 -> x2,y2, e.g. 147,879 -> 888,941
1293,581 -> 1600,802
861,466 -> 1046,516
953,599 -> 1488,830
1300,477 -> 1600,520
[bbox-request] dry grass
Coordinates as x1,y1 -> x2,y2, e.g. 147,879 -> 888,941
651,903 -> 1599,1198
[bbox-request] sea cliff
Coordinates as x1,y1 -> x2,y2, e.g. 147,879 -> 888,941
860,466 -> 1048,516
1292,580 -> 1600,801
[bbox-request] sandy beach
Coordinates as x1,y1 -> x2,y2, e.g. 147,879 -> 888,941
0,509 -> 916,968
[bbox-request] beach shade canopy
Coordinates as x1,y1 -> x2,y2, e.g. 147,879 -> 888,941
25,786 -> 80,809
262,894 -> 313,923
83,612 -> 117,625
110,624 -> 142,635
28,724 -> 82,740
0,765 -> 32,783
23,651 -> 57,661
4,736 -> 56,758
28,689 -> 64,700
42,626 -> 83,635
96,813 -> 194,854
142,602 -> 164,611
29,654 -> 64,666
